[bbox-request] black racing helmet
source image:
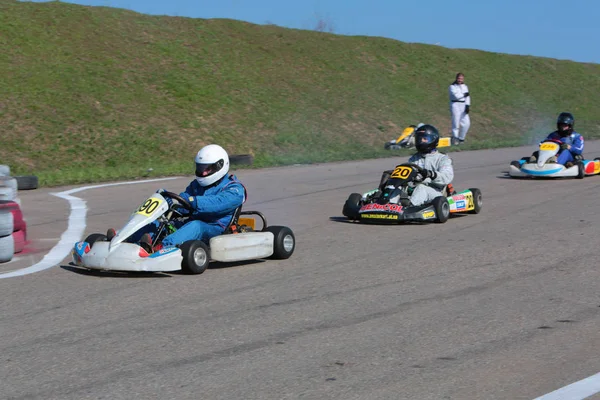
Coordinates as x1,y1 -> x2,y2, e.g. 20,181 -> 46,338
557,112 -> 574,136
414,124 -> 440,154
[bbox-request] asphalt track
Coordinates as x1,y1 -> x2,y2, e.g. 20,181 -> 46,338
1,143 -> 600,400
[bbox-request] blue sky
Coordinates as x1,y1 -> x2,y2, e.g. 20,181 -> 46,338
31,0 -> 599,63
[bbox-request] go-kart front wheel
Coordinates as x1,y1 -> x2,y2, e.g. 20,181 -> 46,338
510,161 -> 521,169
84,233 -> 108,247
577,162 -> 585,179
432,196 -> 450,223
265,226 -> 295,259
343,193 -> 362,220
468,188 -> 483,214
180,240 -> 210,274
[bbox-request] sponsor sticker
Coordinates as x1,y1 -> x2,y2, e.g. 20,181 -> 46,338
149,247 -> 179,258
360,203 -> 403,213
456,200 -> 466,209
361,213 -> 399,220
422,211 -> 435,219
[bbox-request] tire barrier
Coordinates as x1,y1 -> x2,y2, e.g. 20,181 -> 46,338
0,164 -> 30,263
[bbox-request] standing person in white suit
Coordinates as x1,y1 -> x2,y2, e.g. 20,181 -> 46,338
448,72 -> 471,145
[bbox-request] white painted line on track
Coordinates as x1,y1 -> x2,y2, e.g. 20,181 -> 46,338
534,371 -> 600,400
0,177 -> 178,279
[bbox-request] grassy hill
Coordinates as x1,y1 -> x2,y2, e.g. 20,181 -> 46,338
2,0 -> 600,186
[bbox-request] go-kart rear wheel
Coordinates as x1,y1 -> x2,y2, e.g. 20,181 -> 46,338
343,193 -> 362,220
265,226 -> 295,259
84,233 -> 108,247
432,196 -> 450,223
577,162 -> 585,179
468,188 -> 483,214
180,240 -> 210,275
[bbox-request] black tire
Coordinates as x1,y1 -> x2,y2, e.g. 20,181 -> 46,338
342,193 -> 362,220
265,226 -> 295,259
15,176 -> 38,190
180,240 -> 210,274
84,233 -> 108,247
468,188 -> 483,214
432,196 -> 450,223
510,161 -> 521,169
576,162 -> 585,179
384,142 -> 391,150
229,154 -> 254,165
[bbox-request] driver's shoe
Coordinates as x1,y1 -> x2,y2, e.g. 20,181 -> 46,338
106,228 -> 116,241
139,233 -> 154,253
565,161 -> 574,168
528,155 -> 537,163
139,233 -> 163,253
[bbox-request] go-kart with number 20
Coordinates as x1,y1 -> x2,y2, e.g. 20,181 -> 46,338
342,163 -> 482,223
72,190 -> 295,274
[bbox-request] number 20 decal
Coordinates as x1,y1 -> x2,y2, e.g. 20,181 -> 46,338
137,199 -> 161,216
391,166 -> 412,179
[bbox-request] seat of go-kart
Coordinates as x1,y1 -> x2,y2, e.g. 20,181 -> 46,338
224,206 -> 243,233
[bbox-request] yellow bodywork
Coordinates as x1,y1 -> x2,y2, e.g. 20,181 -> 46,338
237,217 -> 256,230
395,126 -> 416,144
392,125 -> 451,148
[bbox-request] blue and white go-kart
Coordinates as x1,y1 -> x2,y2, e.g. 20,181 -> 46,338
509,139 -> 600,179
72,191 -> 295,274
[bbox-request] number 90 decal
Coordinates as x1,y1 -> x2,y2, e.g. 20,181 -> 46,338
391,166 -> 413,179
136,198 -> 163,216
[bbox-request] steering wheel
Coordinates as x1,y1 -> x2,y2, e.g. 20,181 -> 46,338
397,163 -> 426,183
161,191 -> 194,213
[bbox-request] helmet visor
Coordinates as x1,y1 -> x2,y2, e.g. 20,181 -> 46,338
195,159 -> 224,178
415,135 -> 435,151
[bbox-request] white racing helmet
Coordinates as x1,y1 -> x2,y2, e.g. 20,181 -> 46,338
194,144 -> 230,186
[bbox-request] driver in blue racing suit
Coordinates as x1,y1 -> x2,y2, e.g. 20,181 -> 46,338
114,144 -> 246,253
530,112 -> 584,167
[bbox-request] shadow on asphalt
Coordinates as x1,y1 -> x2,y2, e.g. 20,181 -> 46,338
60,258 -> 268,278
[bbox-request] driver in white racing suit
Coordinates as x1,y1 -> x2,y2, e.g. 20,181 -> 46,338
407,124 -> 455,206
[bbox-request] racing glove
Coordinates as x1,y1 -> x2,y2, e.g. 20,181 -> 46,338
156,189 -> 173,207
560,143 -> 570,151
465,105 -> 470,114
463,92 -> 469,97
424,169 -> 438,180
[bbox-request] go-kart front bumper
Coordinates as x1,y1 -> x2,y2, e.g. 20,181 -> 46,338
72,241 -> 183,272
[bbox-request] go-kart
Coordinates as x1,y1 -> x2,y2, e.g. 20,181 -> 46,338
384,125 -> 417,150
384,125 -> 452,150
509,139 -> 600,179
342,163 -> 482,223
72,191 -> 295,274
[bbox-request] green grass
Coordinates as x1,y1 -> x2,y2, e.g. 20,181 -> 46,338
2,0 -> 600,186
